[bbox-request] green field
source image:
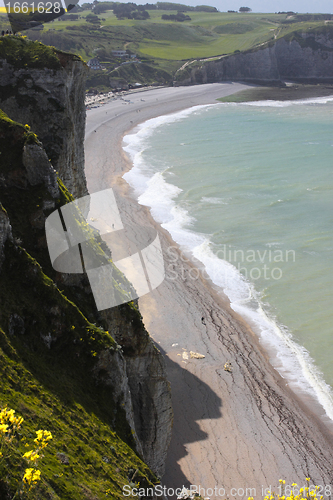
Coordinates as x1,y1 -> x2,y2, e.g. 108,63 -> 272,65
1,8 -> 330,88
22,9 -> 330,62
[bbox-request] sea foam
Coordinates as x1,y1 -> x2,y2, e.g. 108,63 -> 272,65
241,95 -> 333,107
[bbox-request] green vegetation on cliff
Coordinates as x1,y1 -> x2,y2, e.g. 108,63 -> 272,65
0,36 -> 61,69
0,111 -> 158,499
0,35 -> 84,70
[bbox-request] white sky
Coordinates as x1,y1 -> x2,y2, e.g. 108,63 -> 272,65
1,0 -> 332,14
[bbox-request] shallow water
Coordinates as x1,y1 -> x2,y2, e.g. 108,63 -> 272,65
123,96 -> 333,420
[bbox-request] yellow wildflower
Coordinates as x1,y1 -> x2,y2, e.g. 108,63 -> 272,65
23,468 -> 41,486
14,416 -> 24,428
23,450 -> 40,462
0,424 -> 8,433
0,407 -> 23,430
34,429 -> 52,448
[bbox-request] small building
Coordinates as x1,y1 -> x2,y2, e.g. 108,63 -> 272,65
87,58 -> 102,70
112,50 -> 128,58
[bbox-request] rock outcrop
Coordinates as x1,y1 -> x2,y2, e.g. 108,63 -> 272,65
103,306 -> 173,477
175,28 -> 333,85
0,38 -> 88,198
275,35 -> 333,79
0,203 -> 12,268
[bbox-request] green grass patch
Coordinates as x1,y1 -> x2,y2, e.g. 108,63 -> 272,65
0,35 -> 62,69
0,322 -> 157,499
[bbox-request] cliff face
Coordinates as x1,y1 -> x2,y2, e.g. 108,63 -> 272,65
0,203 -> 12,268
0,38 -> 88,198
175,29 -> 333,85
103,307 -> 173,477
0,37 -> 172,497
275,35 -> 333,79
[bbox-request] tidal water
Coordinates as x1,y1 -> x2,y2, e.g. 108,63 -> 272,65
123,96 -> 333,420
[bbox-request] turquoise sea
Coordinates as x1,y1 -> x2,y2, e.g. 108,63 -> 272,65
123,96 -> 333,420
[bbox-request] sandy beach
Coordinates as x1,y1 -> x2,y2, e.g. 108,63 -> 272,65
85,83 -> 333,499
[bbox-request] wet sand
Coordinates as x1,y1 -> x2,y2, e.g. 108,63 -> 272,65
85,82 -> 333,500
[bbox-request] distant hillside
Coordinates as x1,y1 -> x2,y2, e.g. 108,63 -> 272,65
174,25 -> 333,85
8,6 -> 332,90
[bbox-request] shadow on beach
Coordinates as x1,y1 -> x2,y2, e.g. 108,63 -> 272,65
159,346 -> 222,496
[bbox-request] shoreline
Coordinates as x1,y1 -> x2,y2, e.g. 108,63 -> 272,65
121,100 -> 333,426
85,83 -> 333,498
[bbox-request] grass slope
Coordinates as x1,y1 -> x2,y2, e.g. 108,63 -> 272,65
0,111 -> 158,499
23,11 -> 331,62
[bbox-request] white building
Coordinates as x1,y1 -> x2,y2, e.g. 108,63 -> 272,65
87,58 -> 102,70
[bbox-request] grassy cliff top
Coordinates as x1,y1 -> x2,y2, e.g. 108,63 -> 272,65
0,35 -> 83,69
25,11 -> 333,61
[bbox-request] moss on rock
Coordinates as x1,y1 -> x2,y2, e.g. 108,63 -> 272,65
0,36 -> 84,70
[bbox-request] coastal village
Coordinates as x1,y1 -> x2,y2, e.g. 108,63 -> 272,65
85,84 -> 164,108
